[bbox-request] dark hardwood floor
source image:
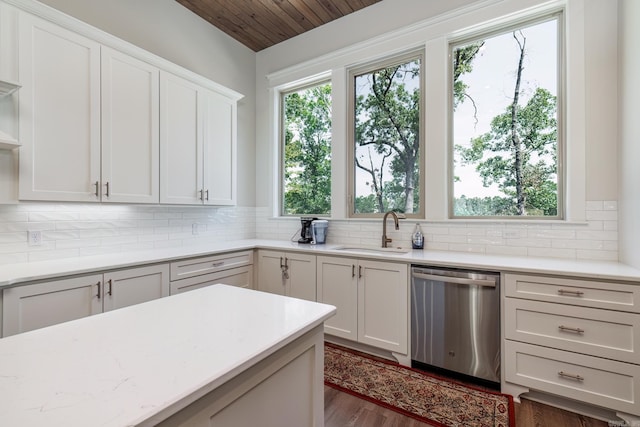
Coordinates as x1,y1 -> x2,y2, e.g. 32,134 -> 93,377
324,386 -> 610,427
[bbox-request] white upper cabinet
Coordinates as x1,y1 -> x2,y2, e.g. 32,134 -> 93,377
203,90 -> 236,205
18,12 -> 101,202
14,3 -> 241,205
160,71 -> 237,206
160,71 -> 203,205
101,47 -> 160,203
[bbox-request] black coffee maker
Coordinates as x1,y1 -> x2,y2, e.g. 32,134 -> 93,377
298,217 -> 318,243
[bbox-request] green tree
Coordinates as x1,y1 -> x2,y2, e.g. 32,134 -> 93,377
283,84 -> 332,215
354,60 -> 420,214
455,31 -> 558,216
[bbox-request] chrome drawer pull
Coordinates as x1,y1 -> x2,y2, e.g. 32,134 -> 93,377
558,325 -> 585,334
211,262 -> 224,267
558,371 -> 584,381
557,289 -> 584,297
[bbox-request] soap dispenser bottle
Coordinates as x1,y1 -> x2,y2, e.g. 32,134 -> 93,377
411,223 -> 424,249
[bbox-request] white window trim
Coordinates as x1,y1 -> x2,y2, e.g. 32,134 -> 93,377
347,50 -> 425,218
271,72 -> 332,218
266,0 -> 586,222
447,13 -> 565,220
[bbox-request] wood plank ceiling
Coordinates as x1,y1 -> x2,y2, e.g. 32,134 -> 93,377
175,0 -> 383,52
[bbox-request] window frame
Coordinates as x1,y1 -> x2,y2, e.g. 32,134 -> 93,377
347,49 -> 426,219
447,12 -> 566,220
278,78 -> 333,217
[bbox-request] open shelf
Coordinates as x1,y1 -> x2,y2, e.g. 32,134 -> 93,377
0,130 -> 20,150
0,80 -> 20,97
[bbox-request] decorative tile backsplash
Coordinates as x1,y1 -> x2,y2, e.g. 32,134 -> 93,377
0,201 -> 618,264
0,203 -> 256,264
255,201 -> 619,262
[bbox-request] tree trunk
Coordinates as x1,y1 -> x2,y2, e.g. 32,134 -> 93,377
403,154 -> 415,213
511,32 -> 526,215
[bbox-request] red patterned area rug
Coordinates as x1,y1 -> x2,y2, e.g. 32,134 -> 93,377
324,343 -> 515,427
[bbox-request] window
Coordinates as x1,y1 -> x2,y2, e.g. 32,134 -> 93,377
348,52 -> 424,217
281,82 -> 332,216
451,16 -> 562,218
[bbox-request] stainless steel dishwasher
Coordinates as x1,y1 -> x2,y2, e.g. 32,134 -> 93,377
411,266 -> 500,384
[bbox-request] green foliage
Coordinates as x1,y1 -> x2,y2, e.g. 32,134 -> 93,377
454,195 -> 516,216
452,42 -> 484,110
354,59 -> 421,214
283,84 -> 332,215
456,88 -> 558,216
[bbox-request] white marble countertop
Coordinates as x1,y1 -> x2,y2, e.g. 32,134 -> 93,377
1,238 -> 640,288
0,285 -> 336,426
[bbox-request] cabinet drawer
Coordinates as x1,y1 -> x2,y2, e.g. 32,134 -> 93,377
505,298 -> 640,363
170,266 -> 253,295
170,251 -> 253,281
504,273 -> 640,313
505,340 -> 640,414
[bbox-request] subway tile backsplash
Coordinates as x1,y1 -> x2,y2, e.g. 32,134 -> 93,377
255,201 -> 619,262
0,203 -> 256,264
0,201 -> 619,264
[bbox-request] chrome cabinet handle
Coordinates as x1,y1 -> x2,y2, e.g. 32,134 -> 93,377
285,257 -> 288,268
352,264 -> 355,278
557,289 -> 584,297
105,182 -> 110,197
107,279 -> 113,296
212,261 -> 224,267
199,189 -> 204,201
96,281 -> 101,299
205,189 -> 209,201
558,371 -> 584,381
558,325 -> 585,334
94,181 -> 100,197
280,257 -> 284,269
358,265 -> 362,279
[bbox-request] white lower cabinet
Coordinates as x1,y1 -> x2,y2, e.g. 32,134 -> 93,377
505,340 -> 640,415
170,266 -> 253,295
169,251 -> 254,295
317,255 -> 408,354
257,250 -> 316,302
2,264 -> 169,336
503,272 -> 640,419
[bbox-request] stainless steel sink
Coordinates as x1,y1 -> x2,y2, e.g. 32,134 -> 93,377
332,245 -> 411,254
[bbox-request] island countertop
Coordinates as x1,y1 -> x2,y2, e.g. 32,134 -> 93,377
0,285 -> 336,426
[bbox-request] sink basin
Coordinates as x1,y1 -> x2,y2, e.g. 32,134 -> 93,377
332,245 -> 411,254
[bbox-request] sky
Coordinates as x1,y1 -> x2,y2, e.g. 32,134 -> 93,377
453,18 -> 559,197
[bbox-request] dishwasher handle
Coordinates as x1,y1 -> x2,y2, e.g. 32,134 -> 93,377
412,271 -> 497,288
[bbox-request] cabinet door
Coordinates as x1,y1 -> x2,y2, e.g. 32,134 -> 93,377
101,47 -> 159,203
2,274 -> 102,336
287,253 -> 316,302
317,256 -> 357,340
102,264 -> 169,312
170,266 -> 253,295
358,260 -> 408,353
202,90 -> 236,205
257,250 -> 286,296
18,13 -> 101,202
160,71 -> 203,204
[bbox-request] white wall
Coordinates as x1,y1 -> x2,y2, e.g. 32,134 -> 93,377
618,0 -> 640,268
254,0 -> 621,261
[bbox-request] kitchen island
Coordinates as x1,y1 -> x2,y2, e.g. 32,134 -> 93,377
0,285 -> 336,426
